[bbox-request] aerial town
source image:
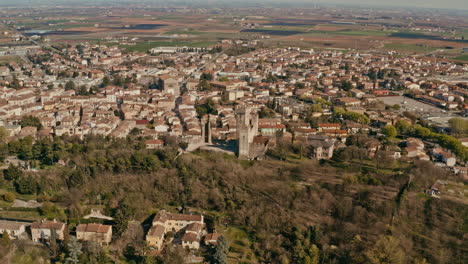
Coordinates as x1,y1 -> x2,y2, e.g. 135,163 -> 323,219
0,1 -> 467,264
1,40 -> 467,163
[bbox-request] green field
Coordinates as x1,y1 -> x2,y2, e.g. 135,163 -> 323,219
37,23 -> 96,30
164,30 -> 208,35
301,29 -> 391,37
260,26 -> 311,32
0,55 -> 24,65
119,40 -> 218,52
334,29 -> 391,37
221,226 -> 257,263
383,43 -> 439,53
454,54 -> 468,61
0,210 -> 41,220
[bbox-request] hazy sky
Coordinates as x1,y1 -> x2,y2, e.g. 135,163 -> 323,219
0,0 -> 466,10
321,0 -> 467,10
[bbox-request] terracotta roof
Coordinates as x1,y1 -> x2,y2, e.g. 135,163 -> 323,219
186,222 -> 204,233
31,220 -> 65,230
76,223 -> 111,233
182,232 -> 199,242
259,124 -> 285,129
0,220 -> 29,230
135,120 -> 149,125
153,210 -> 203,223
147,224 -> 165,238
205,233 -> 220,242
253,135 -> 270,145
318,123 -> 340,128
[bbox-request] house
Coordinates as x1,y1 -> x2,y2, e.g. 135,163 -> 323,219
0,220 -> 29,239
145,139 -> 164,149
89,70 -> 104,79
204,233 -> 220,246
351,89 -> 365,99
259,124 -> 286,136
135,120 -> 149,129
146,210 -> 205,251
317,123 -> 340,132
146,224 -> 166,250
372,89 -> 391,96
158,75 -> 180,96
307,135 -> 335,159
152,210 -> 204,233
76,223 -> 112,245
31,219 -> 67,243
182,232 -> 200,250
406,146 -> 425,158
182,222 -> 205,250
433,148 -> 456,167
335,97 -> 361,107
459,138 -> 468,147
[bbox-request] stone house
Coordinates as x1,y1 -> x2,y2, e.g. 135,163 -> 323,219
76,223 -> 112,245
31,219 -> 67,243
0,220 -> 29,239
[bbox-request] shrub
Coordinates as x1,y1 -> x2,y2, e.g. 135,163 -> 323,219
3,192 -> 15,202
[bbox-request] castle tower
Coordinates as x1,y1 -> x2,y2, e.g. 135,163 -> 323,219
200,115 -> 213,145
236,105 -> 258,159
207,114 -> 212,144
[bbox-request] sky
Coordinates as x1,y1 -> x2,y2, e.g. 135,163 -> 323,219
0,0 -> 466,11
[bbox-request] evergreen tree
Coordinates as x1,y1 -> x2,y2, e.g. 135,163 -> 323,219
212,235 -> 229,264
65,80 -> 76,91
0,127 -> 7,144
4,164 -> 23,181
65,237 -> 83,264
0,230 -> 11,247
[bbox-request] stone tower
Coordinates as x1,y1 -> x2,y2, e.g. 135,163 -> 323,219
236,105 -> 258,159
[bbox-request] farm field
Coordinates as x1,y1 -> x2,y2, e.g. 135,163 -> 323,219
454,54 -> 468,61
0,6 -> 466,58
119,40 -> 218,52
383,43 -> 440,53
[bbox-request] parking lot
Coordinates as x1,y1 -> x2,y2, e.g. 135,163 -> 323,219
379,96 -> 447,116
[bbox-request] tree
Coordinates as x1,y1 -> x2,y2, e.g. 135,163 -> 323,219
410,124 -> 431,138
0,127 -> 7,144
0,231 -> 10,247
21,116 -> 42,130
382,125 -> 397,138
395,120 -> 410,134
65,80 -> 76,91
258,107 -> 276,118
212,235 -> 229,264
113,201 -> 134,236
158,245 -> 186,263
15,175 -> 37,195
341,80 -> 353,91
65,237 -> 83,264
309,104 -> 322,113
198,79 -> 211,91
219,76 -> 229,82
178,142 -> 189,151
102,76 -> 110,87
448,117 -> 468,136
306,244 -> 320,264
3,192 -> 15,202
4,164 -> 23,181
200,72 -> 213,81
365,236 -> 405,264
67,170 -> 85,189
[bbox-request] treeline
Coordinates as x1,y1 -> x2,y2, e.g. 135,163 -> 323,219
0,134 -> 466,264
